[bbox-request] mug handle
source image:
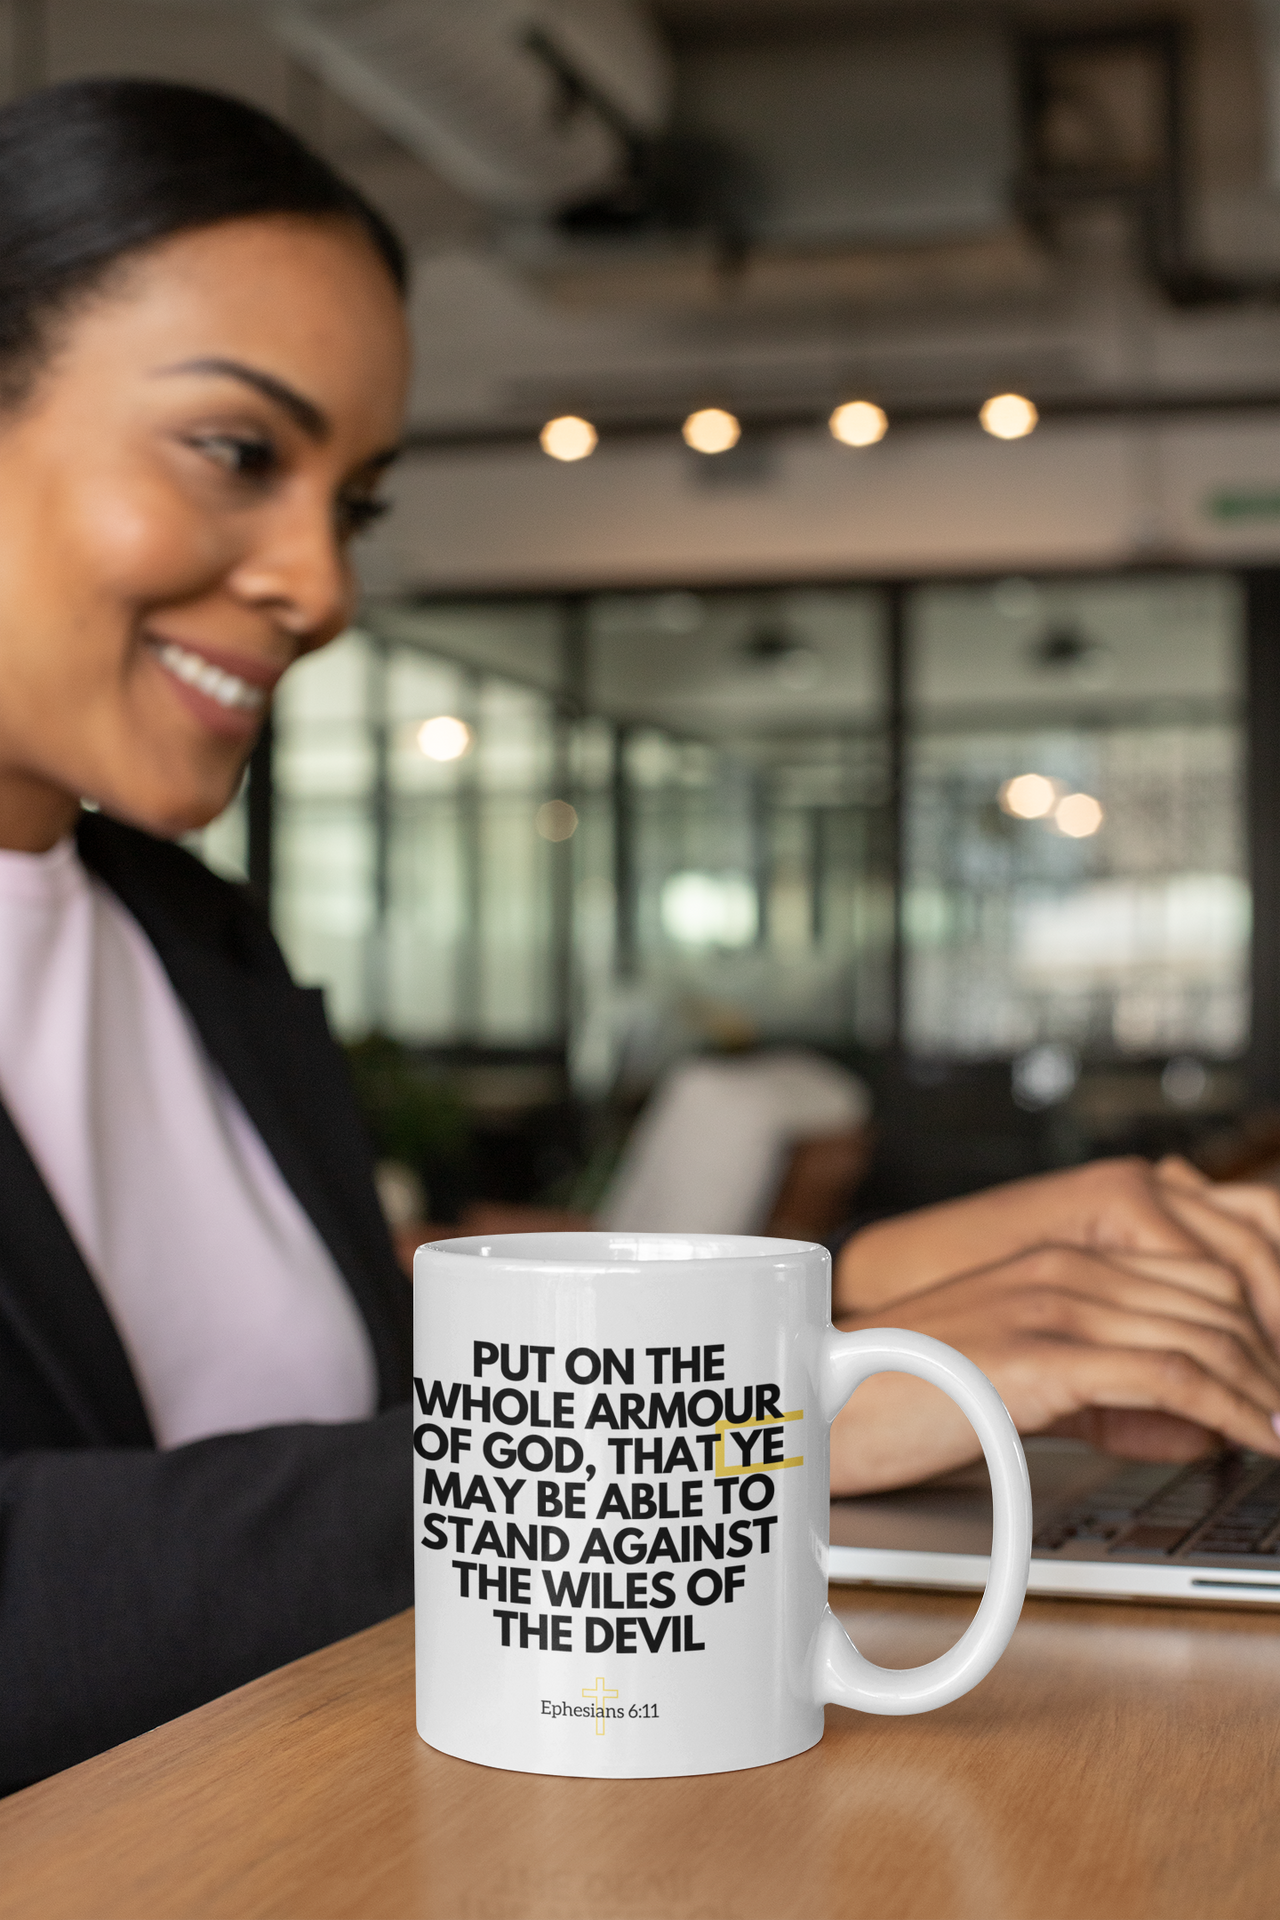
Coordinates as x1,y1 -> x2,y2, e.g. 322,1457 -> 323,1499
812,1326 -> 1032,1715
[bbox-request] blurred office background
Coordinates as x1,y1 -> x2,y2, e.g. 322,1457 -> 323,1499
15,0 -> 1280,1227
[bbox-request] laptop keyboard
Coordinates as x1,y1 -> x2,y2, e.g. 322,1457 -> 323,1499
1034,1453 -> 1280,1559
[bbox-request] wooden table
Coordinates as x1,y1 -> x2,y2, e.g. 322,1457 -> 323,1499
2,1585 -> 1278,1920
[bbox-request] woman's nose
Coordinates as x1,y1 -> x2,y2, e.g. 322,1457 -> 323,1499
226,499 -> 352,643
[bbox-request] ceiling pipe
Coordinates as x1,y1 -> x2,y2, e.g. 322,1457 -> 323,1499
271,0 -> 671,214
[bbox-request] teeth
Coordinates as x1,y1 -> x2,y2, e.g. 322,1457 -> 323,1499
155,641 -> 265,713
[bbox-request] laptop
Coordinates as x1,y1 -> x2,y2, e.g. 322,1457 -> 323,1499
830,1436 -> 1280,1607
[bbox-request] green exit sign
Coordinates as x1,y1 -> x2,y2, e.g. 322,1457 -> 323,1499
1207,489 -> 1280,521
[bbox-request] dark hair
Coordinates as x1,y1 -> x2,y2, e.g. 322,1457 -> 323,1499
0,76 -> 407,404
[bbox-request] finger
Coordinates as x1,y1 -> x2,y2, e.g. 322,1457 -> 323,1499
1154,1154 -> 1211,1192
1029,1251 -> 1257,1340
1089,1251 -> 1280,1386
1157,1185 -> 1280,1348
1050,1345 -> 1280,1457
1013,1247 -> 1280,1385
1079,1157 -> 1209,1260
1024,1294 -> 1280,1416
1185,1181 -> 1280,1256
1095,1250 -> 1249,1312
1156,1154 -> 1280,1258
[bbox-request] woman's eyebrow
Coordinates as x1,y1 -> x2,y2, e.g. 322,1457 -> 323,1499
152,356 -> 330,439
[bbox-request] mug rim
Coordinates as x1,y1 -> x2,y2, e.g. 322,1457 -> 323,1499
417,1230 -> 826,1274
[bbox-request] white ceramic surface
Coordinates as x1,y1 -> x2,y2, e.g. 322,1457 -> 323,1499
414,1232 -> 1030,1778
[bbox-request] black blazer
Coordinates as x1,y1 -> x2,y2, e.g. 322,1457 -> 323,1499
0,813 -> 414,1788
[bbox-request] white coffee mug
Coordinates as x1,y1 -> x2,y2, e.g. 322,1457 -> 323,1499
414,1233 -> 1031,1779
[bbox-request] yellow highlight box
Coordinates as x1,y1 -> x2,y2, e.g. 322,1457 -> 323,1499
713,1408 -> 804,1476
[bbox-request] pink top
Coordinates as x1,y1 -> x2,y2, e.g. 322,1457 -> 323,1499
0,838 -> 377,1447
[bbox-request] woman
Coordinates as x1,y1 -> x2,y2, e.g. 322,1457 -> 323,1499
0,77 -> 412,1789
3,74 -> 1280,1791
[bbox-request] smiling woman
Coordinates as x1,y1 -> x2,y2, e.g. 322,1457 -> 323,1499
0,77 -> 416,1790
8,77 -> 1280,1806
0,106 -> 408,846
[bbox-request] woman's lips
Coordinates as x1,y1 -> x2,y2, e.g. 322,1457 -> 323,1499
146,636 -> 279,738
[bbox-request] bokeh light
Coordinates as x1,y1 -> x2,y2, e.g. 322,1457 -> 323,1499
979,393 -> 1039,440
539,415 -> 598,462
829,400 -> 888,447
535,800 -> 579,841
659,871 -> 758,948
682,407 -> 741,454
416,715 -> 473,762
1054,792 -> 1104,838
999,772 -> 1059,819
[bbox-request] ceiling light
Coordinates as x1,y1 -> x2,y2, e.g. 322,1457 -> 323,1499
682,407 -> 740,454
829,400 -> 887,447
535,799 -> 578,842
1054,792 -> 1104,838
539,415 -> 597,462
999,773 -> 1059,820
417,715 -> 473,762
980,393 -> 1038,440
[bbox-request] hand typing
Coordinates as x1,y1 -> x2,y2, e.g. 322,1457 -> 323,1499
830,1157 -> 1280,1495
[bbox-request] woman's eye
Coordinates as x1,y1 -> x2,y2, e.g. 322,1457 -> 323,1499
188,433 -> 278,479
337,493 -> 391,538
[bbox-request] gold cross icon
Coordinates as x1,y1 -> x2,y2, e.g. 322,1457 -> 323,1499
581,1676 -> 619,1736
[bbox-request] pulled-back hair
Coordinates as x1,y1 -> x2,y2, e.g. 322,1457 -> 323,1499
0,76 -> 407,405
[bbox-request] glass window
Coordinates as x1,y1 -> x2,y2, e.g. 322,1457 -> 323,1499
385,650 -> 469,1040
587,588 -> 893,1053
243,575 -> 1248,1105
589,587 -> 884,736
272,617 -> 569,1044
905,573 -> 1247,1061
272,630 -> 378,1034
373,601 -> 566,696
475,680 -> 558,1042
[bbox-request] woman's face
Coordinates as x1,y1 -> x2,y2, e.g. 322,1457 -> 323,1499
0,213 -> 410,848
